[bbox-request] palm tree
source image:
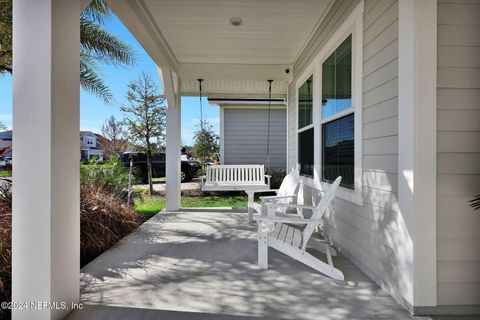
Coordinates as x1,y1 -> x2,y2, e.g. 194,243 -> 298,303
0,0 -> 136,103
470,195 -> 480,211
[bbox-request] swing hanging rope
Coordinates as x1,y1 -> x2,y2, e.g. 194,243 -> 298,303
265,79 -> 273,170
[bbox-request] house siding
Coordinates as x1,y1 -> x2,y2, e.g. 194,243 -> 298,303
223,108 -> 287,169
287,85 -> 296,171
287,0 -> 408,307
437,0 -> 480,307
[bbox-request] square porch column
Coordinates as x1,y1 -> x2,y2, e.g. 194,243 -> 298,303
159,67 -> 181,211
12,0 -> 83,319
398,0 -> 437,311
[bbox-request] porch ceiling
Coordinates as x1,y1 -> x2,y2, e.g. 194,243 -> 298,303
144,0 -> 332,65
107,0 -> 334,96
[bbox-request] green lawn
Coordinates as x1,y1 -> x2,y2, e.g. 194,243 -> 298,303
134,195 -> 248,215
0,171 -> 11,177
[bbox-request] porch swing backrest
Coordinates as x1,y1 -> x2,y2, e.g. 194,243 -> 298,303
202,164 -> 270,191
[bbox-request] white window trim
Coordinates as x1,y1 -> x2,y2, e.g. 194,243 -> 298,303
295,71 -> 315,178
295,1 -> 363,205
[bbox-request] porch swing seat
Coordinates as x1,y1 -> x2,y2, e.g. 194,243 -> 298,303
201,164 -> 271,192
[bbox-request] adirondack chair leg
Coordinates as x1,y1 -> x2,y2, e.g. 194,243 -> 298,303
269,239 -> 344,280
258,226 -> 268,269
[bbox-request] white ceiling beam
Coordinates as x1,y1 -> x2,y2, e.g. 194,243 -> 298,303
106,0 -> 179,72
180,79 -> 288,97
177,63 -> 293,82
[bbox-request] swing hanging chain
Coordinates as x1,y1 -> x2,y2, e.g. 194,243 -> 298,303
265,79 -> 273,170
198,79 -> 204,131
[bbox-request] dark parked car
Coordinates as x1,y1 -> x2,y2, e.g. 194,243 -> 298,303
120,152 -> 200,183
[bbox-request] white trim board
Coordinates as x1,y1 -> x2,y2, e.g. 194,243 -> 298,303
398,0 -> 437,308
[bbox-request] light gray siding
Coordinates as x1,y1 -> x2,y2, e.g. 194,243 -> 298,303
287,85 -> 296,171
223,108 -> 287,169
331,0 -> 401,304
437,0 -> 480,307
287,0 -> 407,307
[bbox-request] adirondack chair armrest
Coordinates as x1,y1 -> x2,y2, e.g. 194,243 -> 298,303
265,202 -> 316,210
253,215 -> 323,225
259,194 -> 297,202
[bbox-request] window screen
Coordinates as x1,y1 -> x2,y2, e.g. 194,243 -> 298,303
322,114 -> 354,189
298,76 -> 313,128
298,128 -> 314,177
322,35 -> 352,119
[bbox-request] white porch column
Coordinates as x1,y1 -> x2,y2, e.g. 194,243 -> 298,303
12,0 -> 82,319
159,67 -> 181,211
398,0 -> 437,310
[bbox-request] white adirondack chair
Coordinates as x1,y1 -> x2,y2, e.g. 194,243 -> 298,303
254,176 -> 344,280
246,169 -> 301,222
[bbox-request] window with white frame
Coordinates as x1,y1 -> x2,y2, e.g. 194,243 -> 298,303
321,35 -> 354,189
294,0 -> 363,204
297,75 -> 314,177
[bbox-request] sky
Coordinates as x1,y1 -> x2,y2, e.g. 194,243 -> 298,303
0,12 -> 219,146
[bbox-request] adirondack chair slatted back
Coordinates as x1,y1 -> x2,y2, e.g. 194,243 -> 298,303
277,170 -> 300,197
205,165 -> 265,185
301,176 -> 342,249
274,169 -> 300,213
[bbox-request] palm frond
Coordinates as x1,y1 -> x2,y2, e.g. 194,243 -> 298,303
0,0 -> 13,73
80,18 -> 136,67
469,195 -> 480,211
81,0 -> 111,25
80,56 -> 113,103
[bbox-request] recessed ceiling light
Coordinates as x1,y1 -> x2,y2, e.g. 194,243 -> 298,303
229,17 -> 243,27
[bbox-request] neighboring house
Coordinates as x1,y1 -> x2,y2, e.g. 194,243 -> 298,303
0,130 -> 12,157
209,98 -> 287,169
80,131 -> 106,161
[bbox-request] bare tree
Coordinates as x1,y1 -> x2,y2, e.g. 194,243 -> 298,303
101,115 -> 128,156
121,72 -> 166,195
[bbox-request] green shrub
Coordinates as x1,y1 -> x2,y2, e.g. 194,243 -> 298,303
80,157 -> 135,200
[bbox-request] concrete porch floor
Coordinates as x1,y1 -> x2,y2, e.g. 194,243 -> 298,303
69,208 -> 426,320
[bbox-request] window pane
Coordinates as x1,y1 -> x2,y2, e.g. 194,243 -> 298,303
322,114 -> 354,188
298,128 -> 314,177
322,35 -> 352,118
298,76 -> 313,128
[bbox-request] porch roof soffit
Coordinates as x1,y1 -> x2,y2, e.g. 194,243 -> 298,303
107,0 -> 335,95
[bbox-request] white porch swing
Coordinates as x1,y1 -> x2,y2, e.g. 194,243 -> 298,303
200,79 -> 273,193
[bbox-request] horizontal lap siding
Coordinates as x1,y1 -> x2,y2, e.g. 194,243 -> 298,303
223,108 -> 286,168
437,0 -> 480,306
289,0 -> 405,306
287,85 -> 296,171
331,0 -> 402,304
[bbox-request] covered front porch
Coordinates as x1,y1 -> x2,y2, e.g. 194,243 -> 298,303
69,208 -> 410,320
11,0 -> 450,318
